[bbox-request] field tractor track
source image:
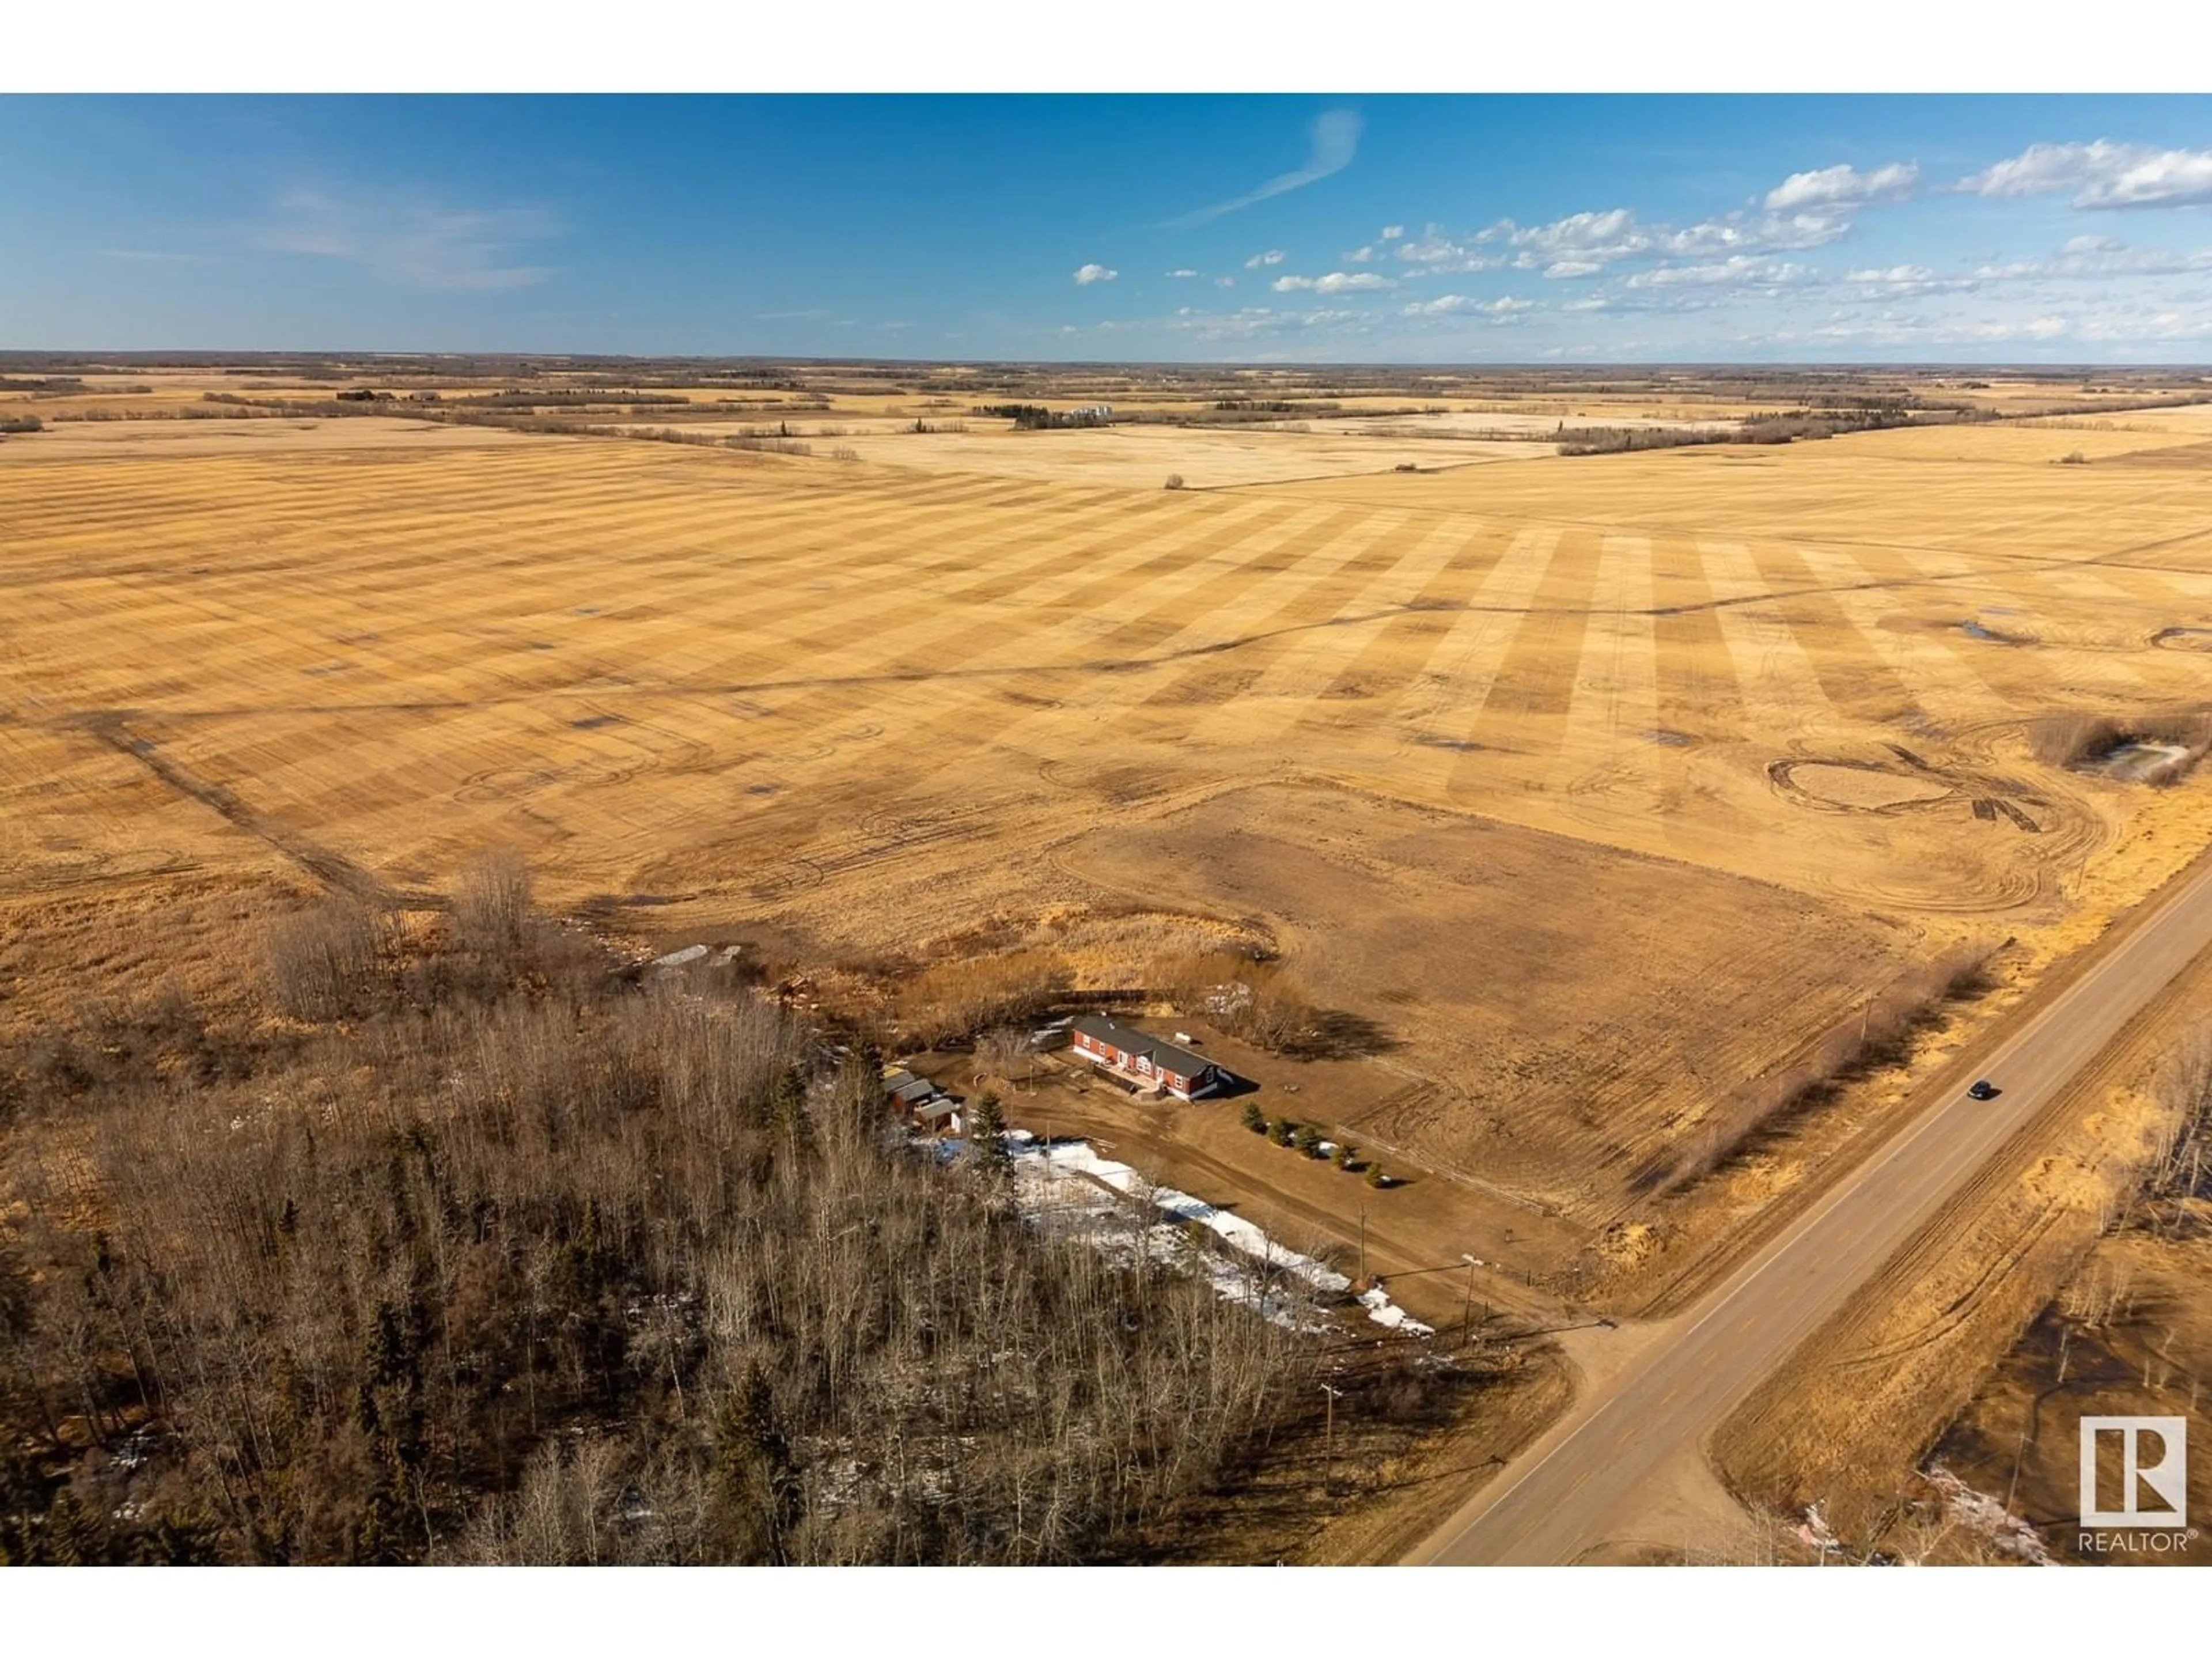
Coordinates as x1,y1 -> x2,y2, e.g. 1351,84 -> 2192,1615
76,711 -> 444,908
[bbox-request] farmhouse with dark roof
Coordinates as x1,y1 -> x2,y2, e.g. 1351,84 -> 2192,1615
1068,1015 -> 1230,1101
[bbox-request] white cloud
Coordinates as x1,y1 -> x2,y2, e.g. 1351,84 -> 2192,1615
1215,275 -> 1236,288
1393,225 -> 1503,272
1073,263 -> 1118,285
1498,207 -> 1650,263
1162,303 -> 1380,343
1662,210 -> 1853,257
1960,140 -> 2212,209
1344,245 -> 1375,263
1272,270 -> 1395,294
1972,243 -> 2212,283
1245,248 -> 1287,268
1476,204 -> 1855,275
1381,225 -> 1405,241
1166,267 -> 1200,278
2075,306 -> 2212,343
1839,264 -> 1975,299
1624,256 -> 1822,290
1161,109 -> 1362,229
262,187 -> 562,290
1763,161 -> 1920,213
1402,294 -> 1535,319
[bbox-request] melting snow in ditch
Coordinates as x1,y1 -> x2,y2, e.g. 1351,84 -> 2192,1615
959,1132 -> 1431,1336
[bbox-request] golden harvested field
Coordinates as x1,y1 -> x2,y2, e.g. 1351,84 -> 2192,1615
753,422 -> 1529,487
6,391 -> 2212,1221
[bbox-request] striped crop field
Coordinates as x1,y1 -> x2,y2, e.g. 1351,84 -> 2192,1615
7,409 -> 2212,1207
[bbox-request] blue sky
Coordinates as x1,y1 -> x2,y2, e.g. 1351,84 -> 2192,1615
3,94 -> 2211,361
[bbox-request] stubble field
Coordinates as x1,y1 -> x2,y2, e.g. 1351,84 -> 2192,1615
6,377 -> 2212,1238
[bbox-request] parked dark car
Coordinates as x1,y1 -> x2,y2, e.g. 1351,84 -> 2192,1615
1967,1078 -> 1998,1100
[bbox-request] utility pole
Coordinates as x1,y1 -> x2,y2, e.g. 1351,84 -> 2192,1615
1320,1382 -> 1343,1497
1460,1253 -> 1484,1348
1357,1205 -> 1368,1283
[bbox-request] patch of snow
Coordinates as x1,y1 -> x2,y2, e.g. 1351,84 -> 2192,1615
1924,1464 -> 2052,1565
651,944 -> 710,968
1356,1285 -> 1434,1336
1024,1139 -> 1351,1293
1798,1501 -> 1843,1556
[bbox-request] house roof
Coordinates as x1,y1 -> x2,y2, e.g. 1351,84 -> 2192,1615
890,1077 -> 938,1104
1070,1014 -> 1214,1080
915,1100 -> 960,1122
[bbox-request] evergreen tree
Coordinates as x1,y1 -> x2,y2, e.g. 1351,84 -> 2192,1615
707,1363 -> 793,1563
967,1091 -> 1010,1182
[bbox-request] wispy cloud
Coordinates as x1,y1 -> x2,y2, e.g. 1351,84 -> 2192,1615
1272,271 -> 1394,294
1161,109 -> 1362,230
1624,256 -> 1823,290
101,248 -> 216,264
1073,263 -> 1119,285
1959,140 -> 2212,209
1166,267 -> 1200,278
1763,161 -> 1919,213
1162,302 -> 1380,343
1244,249 -> 1287,268
1461,196 -> 1858,284
261,187 -> 562,290
1402,294 -> 1534,319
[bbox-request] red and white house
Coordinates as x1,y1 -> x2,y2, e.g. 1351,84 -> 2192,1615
1068,1015 -> 1229,1101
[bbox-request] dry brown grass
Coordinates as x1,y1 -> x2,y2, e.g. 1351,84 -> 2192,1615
1646,944 -> 1994,1197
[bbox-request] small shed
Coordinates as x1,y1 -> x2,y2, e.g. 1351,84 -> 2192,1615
912,1099 -> 963,1136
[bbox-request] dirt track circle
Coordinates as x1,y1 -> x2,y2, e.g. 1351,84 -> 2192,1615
1769,758 -> 1956,813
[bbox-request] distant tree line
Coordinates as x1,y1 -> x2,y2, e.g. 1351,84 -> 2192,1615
970,404 -> 1111,430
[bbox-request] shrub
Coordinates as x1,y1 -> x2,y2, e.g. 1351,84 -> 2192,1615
1241,1100 -> 1267,1134
1267,1118 -> 1294,1146
1331,1142 -> 1354,1170
1292,1123 -> 1322,1158
266,899 -> 384,1021
453,849 -> 533,967
1163,474 -> 1185,491
1365,1164 -> 1389,1188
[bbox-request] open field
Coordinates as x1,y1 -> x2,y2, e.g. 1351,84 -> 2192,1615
9,362 -> 2212,1353
9,370 -> 2212,1224
654,421 -> 1532,487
